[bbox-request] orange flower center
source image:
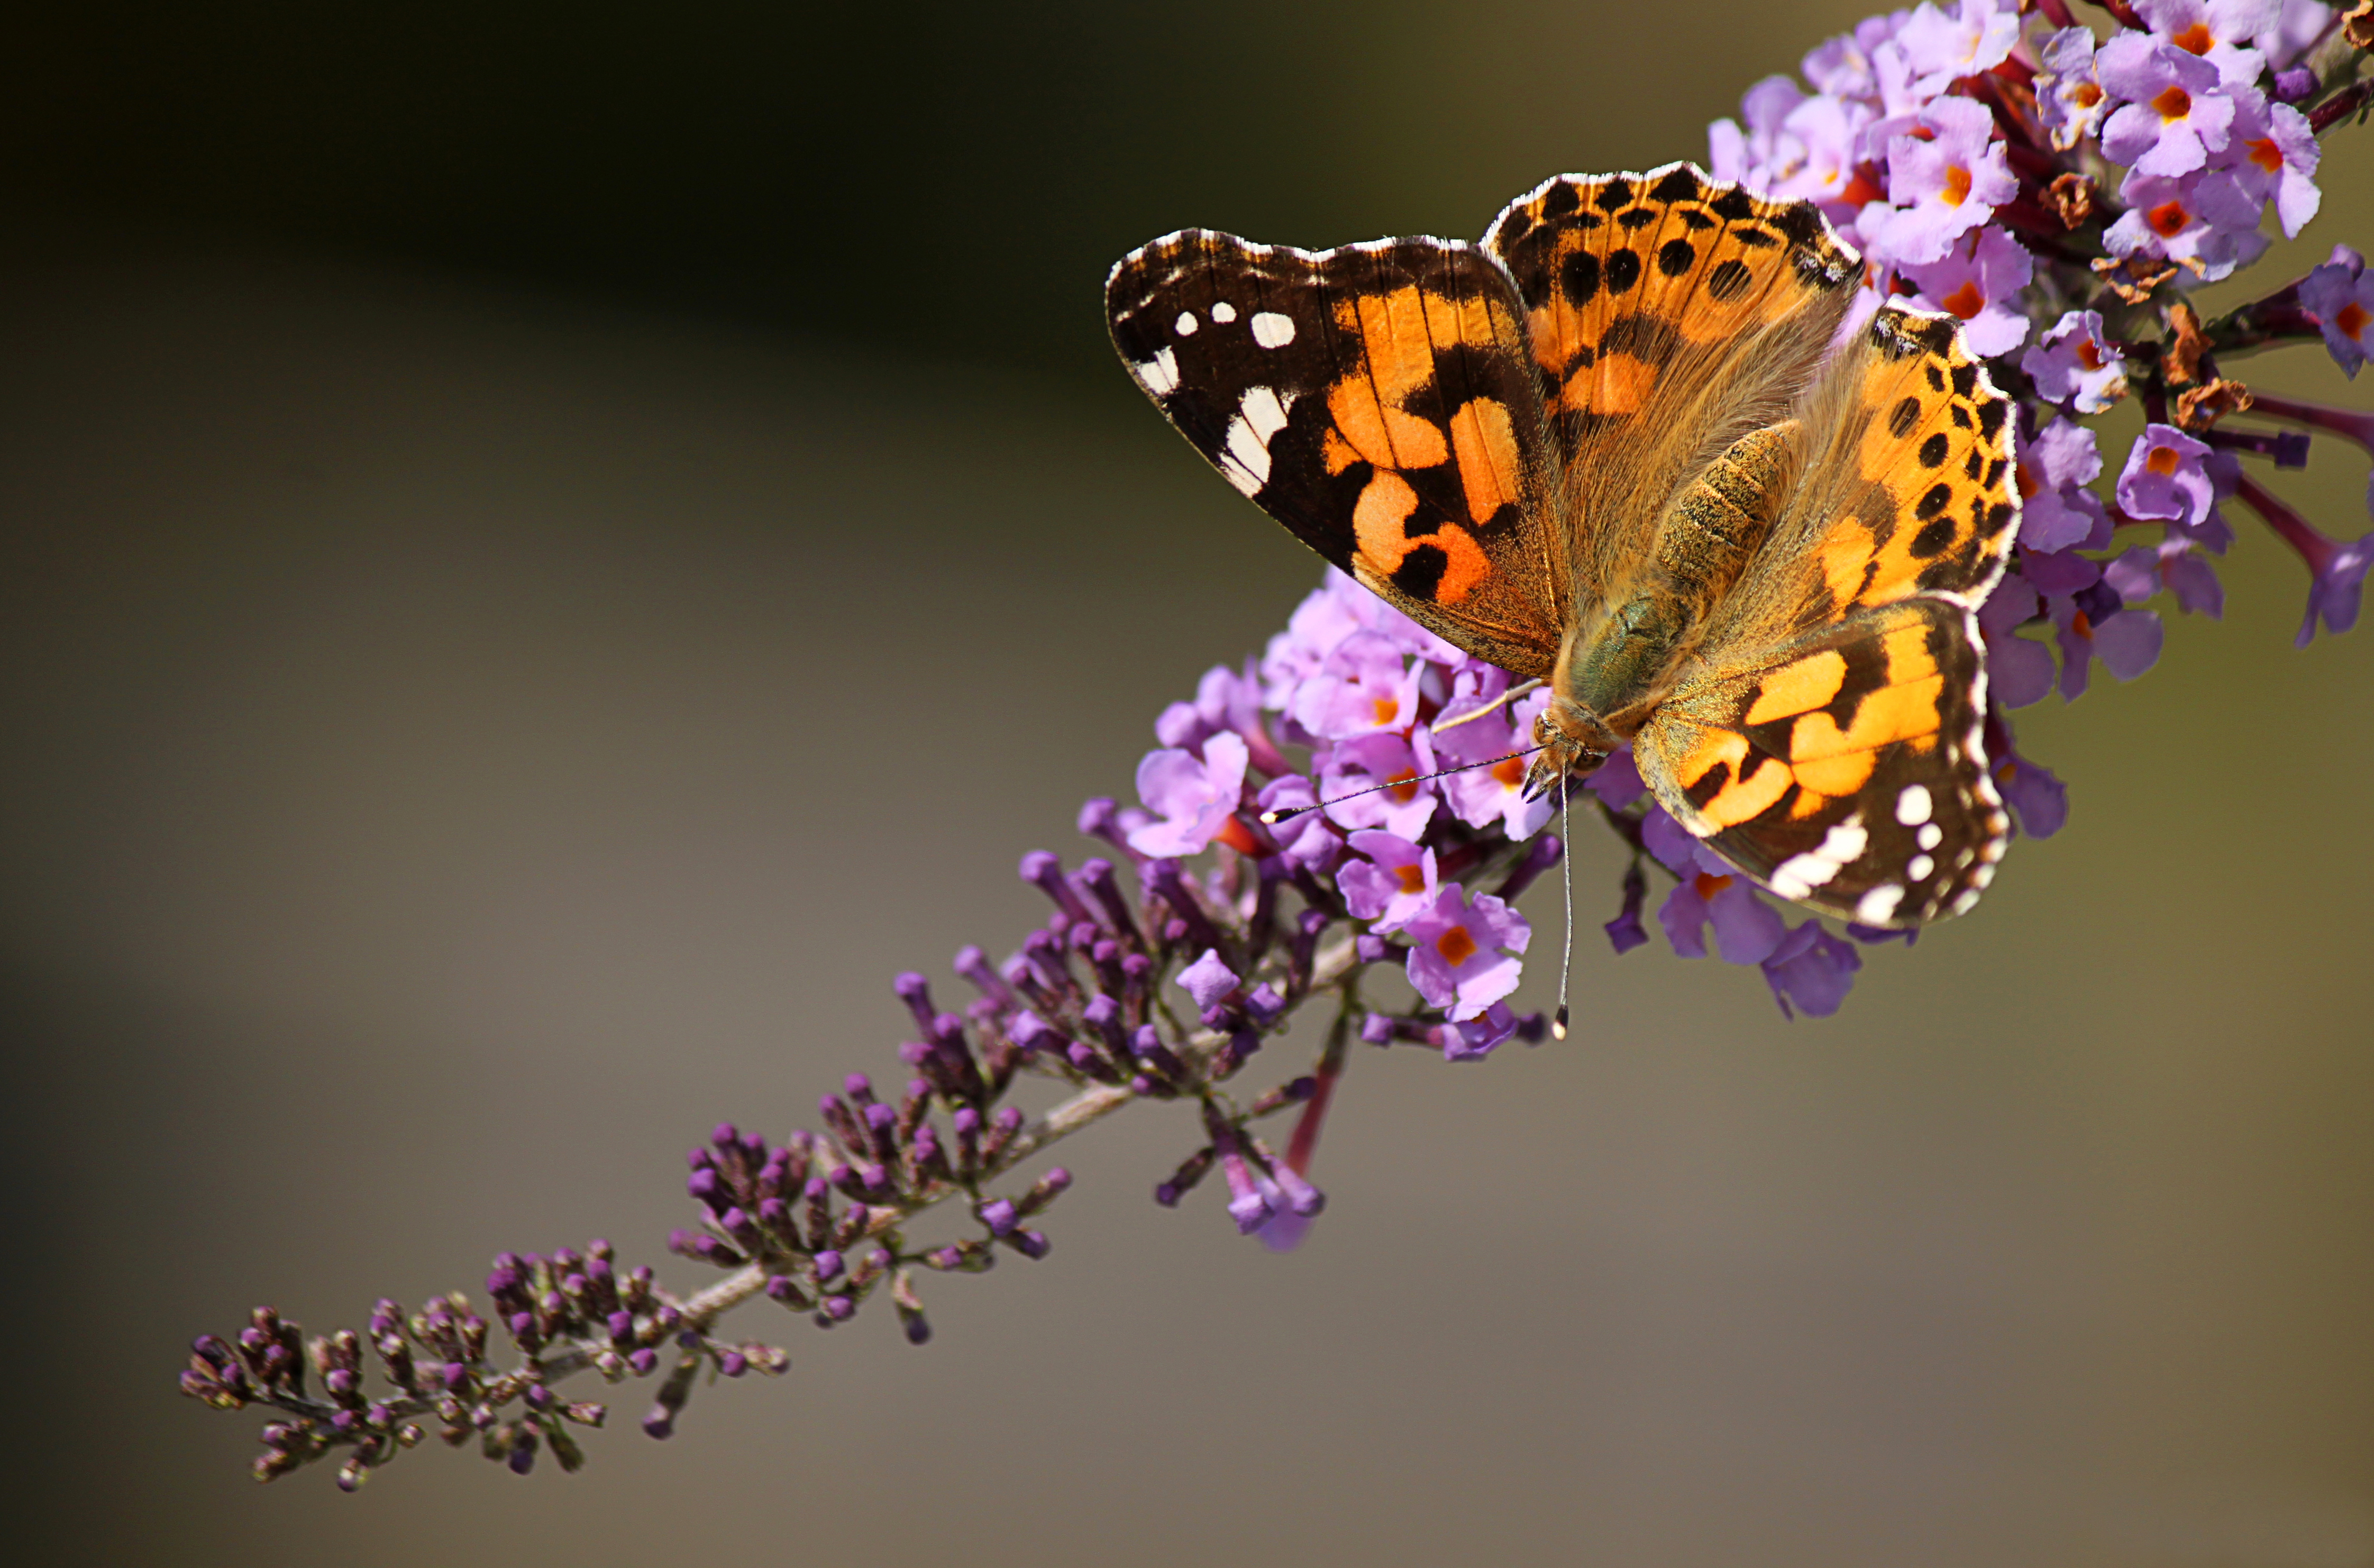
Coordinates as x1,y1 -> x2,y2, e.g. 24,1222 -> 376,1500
2147,199 -> 2192,238
2073,82 -> 2103,109
2016,460 -> 2040,500
1435,925 -> 1478,965
1693,872 -> 1734,899
1371,696 -> 1399,724
2076,339 -> 2106,371
2145,445 -> 2181,477
1940,280 -> 1986,320
1940,164 -> 1972,207
2171,22 -> 2213,54
2071,609 -> 2094,639
2152,85 -> 2192,122
2248,136 -> 2282,173
1385,768 -> 1420,803
1491,755 -> 1526,788
2339,302 -> 2371,340
1393,863 -> 1428,894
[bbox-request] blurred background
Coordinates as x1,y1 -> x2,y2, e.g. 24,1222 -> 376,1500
3,3 -> 2370,1563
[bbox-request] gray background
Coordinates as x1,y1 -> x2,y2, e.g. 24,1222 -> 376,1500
3,2 -> 2371,1562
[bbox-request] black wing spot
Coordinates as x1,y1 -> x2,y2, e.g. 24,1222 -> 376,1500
1596,179 -> 1634,212
1924,363 -> 1946,391
1977,397 -> 2007,439
1562,250 -> 1601,306
1775,203 -> 1827,248
1499,208 -> 1534,243
1915,483 -> 1952,520
1910,517 -> 1956,557
1731,226 -> 1779,248
1888,396 -> 1922,437
1919,433 -> 1948,468
1541,183 -> 1581,217
1950,362 -> 1979,397
1658,238 -> 1697,276
1710,188 -> 1757,221
1617,208 -> 1658,230
1391,544 -> 1449,600
1605,249 -> 1642,294
1650,167 -> 1702,203
1679,208 -> 1716,231
1986,501 -> 2015,535
1707,259 -> 1753,301
1964,450 -> 1984,480
1950,404 -> 1972,428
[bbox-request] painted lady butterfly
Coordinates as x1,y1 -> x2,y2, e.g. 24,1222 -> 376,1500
1107,162 -> 2017,928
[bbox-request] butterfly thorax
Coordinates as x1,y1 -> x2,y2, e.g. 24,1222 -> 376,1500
1524,421 -> 1802,800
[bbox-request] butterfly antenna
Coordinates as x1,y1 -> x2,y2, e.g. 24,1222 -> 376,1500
1429,678 -> 1545,736
1258,745 -> 1546,824
1554,772 -> 1573,1041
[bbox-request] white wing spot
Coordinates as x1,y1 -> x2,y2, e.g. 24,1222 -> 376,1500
1210,302 -> 1237,323
1916,823 -> 1942,851
1174,311 -> 1199,336
1907,853 -> 1935,881
1895,783 -> 1933,826
1855,884 -> 1905,924
1765,819 -> 1866,901
1250,312 -> 1296,349
1239,385 -> 1291,442
1137,348 -> 1179,396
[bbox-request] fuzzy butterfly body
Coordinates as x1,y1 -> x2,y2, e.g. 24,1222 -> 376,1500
1107,162 -> 2016,927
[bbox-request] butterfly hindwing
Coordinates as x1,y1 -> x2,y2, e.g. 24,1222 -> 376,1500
1107,229 -> 1568,678
1633,597 -> 2009,926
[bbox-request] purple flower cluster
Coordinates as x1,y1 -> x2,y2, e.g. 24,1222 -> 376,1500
1712,0 -> 2374,807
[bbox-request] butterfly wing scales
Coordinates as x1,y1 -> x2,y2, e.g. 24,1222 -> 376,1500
1482,163 -> 1862,604
1635,597 -> 2008,926
1107,230 -> 1568,678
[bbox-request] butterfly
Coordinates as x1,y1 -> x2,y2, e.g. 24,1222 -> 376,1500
1106,162 -> 2017,928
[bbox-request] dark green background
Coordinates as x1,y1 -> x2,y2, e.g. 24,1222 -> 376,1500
4,3 -> 2371,1563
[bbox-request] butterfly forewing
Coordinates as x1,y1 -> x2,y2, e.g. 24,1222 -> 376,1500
1107,230 -> 1568,677
1482,163 -> 1861,599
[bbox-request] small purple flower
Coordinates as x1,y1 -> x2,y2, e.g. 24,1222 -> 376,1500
2105,539 -> 2225,618
1254,774 -> 1343,873
1337,829 -> 1440,933
1802,11 -> 1903,98
1659,873 -> 1787,965
1894,0 -> 2020,98
1708,74 -> 1809,194
1176,949 -> 1240,1011
1432,688 -> 1555,840
2134,0 -> 2284,88
2104,169 -> 2269,280
2300,531 -> 2374,644
2117,425 -> 2217,529
2224,97 -> 2320,239
2299,250 -> 2373,377
1866,97 -> 2016,266
1989,742 -> 2069,838
1761,920 -> 1862,1019
1986,626 -> 2056,708
1317,730 -> 1439,841
1638,803 -> 1703,877
2015,417 -> 2109,554
1441,1001 -> 1519,1062
1127,731 -> 1249,858
1290,629 -> 1422,740
2098,35 -> 2235,179
1402,885 -> 1529,1022
2036,26 -> 2110,150
2052,597 -> 2165,698
2021,310 -> 2128,414
1899,225 -> 2034,356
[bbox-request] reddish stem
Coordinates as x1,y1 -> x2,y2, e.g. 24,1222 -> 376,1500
2233,473 -> 2342,576
2247,391 -> 2374,452
2033,0 -> 2077,25
2311,79 -> 2374,135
